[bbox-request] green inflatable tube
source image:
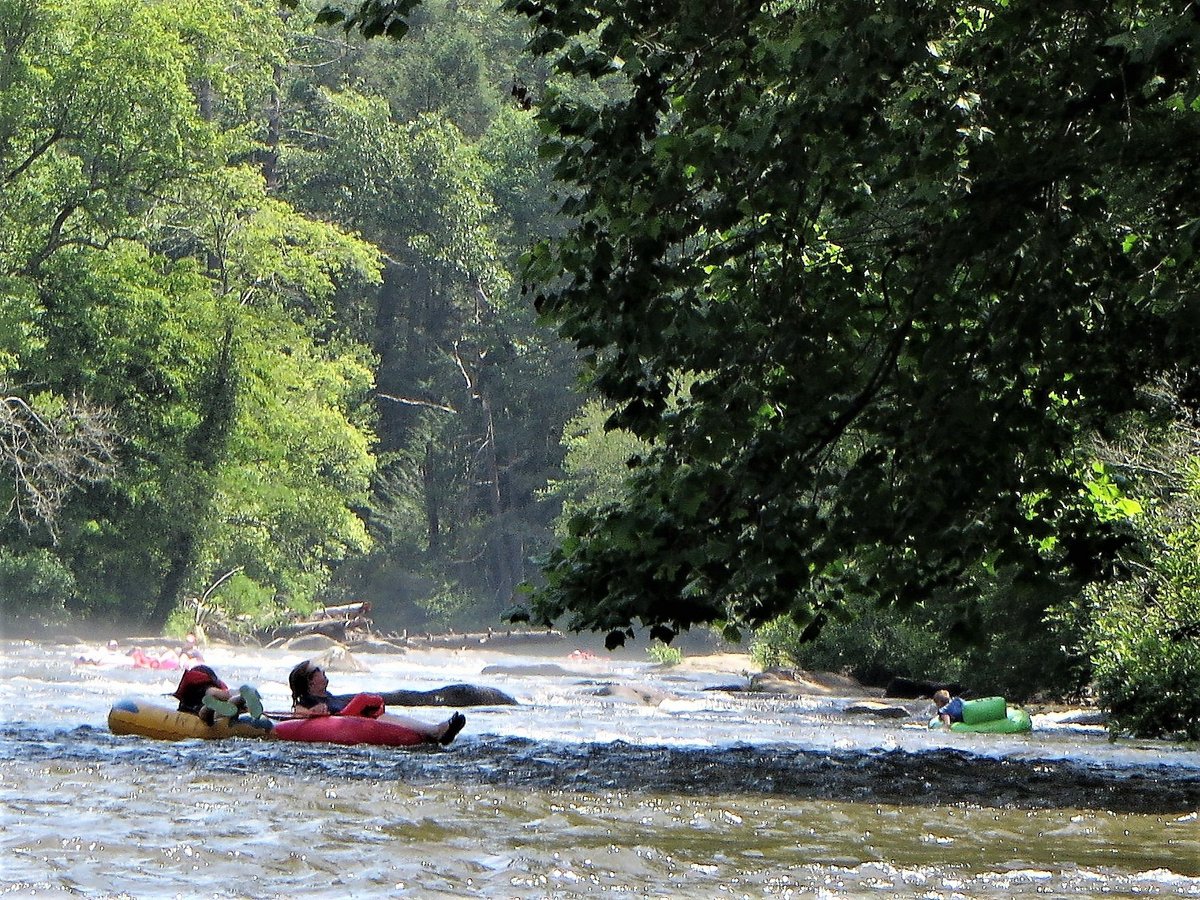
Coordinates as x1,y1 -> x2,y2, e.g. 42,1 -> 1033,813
961,696 -> 1007,725
934,708 -> 1033,733
928,697 -> 1033,734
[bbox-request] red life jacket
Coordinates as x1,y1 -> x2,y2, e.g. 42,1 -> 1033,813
172,665 -> 227,713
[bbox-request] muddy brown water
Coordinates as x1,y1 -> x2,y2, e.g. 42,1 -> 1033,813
3,639 -> 1198,897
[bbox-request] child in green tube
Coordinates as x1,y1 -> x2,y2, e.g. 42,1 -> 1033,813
933,689 -> 965,727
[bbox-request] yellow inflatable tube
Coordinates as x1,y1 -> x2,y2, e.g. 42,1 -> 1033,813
108,698 -> 275,741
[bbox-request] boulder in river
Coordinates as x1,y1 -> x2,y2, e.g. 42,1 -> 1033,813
380,684 -> 517,707
750,668 -> 876,697
278,634 -> 344,654
588,684 -> 674,706
307,645 -> 369,673
348,638 -> 407,654
1036,709 -> 1108,727
480,662 -> 574,677
884,676 -> 963,699
844,701 -> 913,719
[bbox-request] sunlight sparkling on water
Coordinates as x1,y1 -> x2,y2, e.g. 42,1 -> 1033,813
2,638 -> 1199,897
21,638 -> 1200,768
5,762 -> 1199,898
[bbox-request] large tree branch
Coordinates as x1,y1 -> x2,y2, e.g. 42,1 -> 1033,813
5,128 -> 63,184
1,393 -> 119,542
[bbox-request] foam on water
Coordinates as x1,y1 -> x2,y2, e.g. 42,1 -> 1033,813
5,638 -> 1200,773
3,637 -> 1199,898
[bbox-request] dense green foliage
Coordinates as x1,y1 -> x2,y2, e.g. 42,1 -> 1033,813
497,0 -> 1200,656
0,0 -> 580,634
2,0 -> 1198,738
1089,577 -> 1200,740
751,605 -> 956,690
543,399 -> 650,534
1079,411 -> 1200,738
270,4 -> 583,629
0,547 -> 76,623
750,574 -> 1089,703
1,0 -> 381,630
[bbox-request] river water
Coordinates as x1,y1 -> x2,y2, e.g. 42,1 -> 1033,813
2,637 -> 1198,898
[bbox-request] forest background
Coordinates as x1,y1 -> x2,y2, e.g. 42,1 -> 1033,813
0,0 -> 1197,739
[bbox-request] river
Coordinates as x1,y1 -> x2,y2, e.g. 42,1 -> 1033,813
2,637 -> 1198,898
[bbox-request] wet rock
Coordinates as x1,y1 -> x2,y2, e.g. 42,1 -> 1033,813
310,645 -> 368,673
379,684 -> 517,707
1038,709 -> 1108,727
349,639 -> 408,654
11,722 -> 1200,814
845,701 -> 912,719
480,663 -> 574,677
750,668 -> 876,697
279,634 -> 343,653
884,677 -> 963,699
588,684 -> 673,706
705,683 -> 752,693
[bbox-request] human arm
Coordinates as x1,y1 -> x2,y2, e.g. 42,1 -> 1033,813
293,701 -> 332,717
938,697 -> 964,727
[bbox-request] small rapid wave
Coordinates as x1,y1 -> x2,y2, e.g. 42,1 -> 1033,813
3,721 -> 1197,814
6,640 -> 1200,898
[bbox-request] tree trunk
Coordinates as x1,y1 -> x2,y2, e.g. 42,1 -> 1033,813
373,262 -> 407,453
148,528 -> 200,629
145,326 -> 237,629
424,439 -> 440,552
478,390 -> 515,602
262,65 -> 282,191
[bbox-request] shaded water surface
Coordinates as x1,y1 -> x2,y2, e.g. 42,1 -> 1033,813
2,639 -> 1198,897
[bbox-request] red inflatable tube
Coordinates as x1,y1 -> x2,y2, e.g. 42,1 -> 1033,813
337,693 -> 386,718
274,715 -> 426,747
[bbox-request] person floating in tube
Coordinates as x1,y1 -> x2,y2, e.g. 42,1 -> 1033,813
172,665 -> 264,726
932,689 -> 966,727
288,659 -> 465,745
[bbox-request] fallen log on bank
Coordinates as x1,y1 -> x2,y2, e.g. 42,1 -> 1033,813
266,617 -> 370,643
311,601 -> 371,620
390,629 -> 565,650
262,602 -> 374,644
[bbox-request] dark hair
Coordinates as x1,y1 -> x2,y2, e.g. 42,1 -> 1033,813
191,665 -> 222,686
289,659 -> 316,706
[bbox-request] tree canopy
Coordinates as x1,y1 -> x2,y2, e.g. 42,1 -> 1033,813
2,0 -> 1195,732
1,0 -> 583,635
0,0 -> 382,629
489,0 -> 1200,646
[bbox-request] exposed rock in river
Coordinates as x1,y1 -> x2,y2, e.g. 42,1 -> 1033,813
20,725 -> 1191,815
444,741 -> 1198,814
748,668 -> 878,697
349,638 -> 408,654
379,684 -> 517,707
306,645 -> 369,673
588,684 -> 674,706
480,662 -> 576,677
844,701 -> 914,719
279,634 -> 344,654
